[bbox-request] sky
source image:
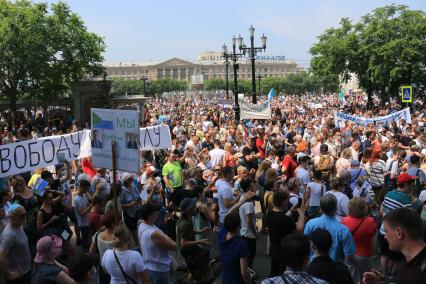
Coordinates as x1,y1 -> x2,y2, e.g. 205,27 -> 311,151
37,0 -> 426,67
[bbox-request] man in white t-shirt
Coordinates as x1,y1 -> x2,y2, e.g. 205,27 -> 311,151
216,166 -> 240,224
238,177 -> 257,268
209,139 -> 226,168
295,156 -> 311,196
185,134 -> 201,154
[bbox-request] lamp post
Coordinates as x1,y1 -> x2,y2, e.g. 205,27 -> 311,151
256,73 -> 263,95
221,44 -> 230,100
222,37 -> 245,124
140,75 -> 149,96
238,25 -> 267,104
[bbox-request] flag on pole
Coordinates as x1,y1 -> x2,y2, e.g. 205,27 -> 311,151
267,88 -> 277,101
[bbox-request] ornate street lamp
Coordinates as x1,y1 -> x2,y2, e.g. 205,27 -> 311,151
238,25 -> 267,104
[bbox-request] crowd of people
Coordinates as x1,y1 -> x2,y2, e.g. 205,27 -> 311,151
0,93 -> 425,284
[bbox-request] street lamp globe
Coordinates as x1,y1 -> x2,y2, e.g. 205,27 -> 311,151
237,34 -> 244,49
249,25 -> 255,37
261,34 -> 267,50
222,43 -> 227,54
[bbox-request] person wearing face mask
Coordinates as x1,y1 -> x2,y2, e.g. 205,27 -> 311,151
32,235 -> 74,284
138,203 -> 176,284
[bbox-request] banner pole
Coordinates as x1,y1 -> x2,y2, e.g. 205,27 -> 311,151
111,140 -> 119,223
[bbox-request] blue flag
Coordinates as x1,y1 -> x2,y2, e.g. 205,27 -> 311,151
267,88 -> 277,101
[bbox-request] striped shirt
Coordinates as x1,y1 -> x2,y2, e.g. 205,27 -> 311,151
380,189 -> 412,235
367,160 -> 386,187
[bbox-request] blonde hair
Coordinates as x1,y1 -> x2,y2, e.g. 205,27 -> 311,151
348,197 -> 367,218
341,148 -> 352,160
237,166 -> 248,175
12,176 -> 25,189
255,160 -> 272,181
112,225 -> 131,249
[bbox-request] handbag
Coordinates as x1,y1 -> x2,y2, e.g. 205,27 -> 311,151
113,250 -> 138,284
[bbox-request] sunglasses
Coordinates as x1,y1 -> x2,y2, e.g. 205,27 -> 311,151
214,169 -> 221,172
17,213 -> 26,218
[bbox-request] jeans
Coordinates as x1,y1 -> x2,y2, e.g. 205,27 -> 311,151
79,226 -> 91,252
242,236 -> 257,268
147,269 -> 170,284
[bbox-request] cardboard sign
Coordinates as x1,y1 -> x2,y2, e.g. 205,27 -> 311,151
139,125 -> 172,151
91,108 -> 140,173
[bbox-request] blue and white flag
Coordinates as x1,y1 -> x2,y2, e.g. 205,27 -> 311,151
267,88 -> 277,101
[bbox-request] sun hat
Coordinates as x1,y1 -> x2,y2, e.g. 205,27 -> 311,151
34,235 -> 63,264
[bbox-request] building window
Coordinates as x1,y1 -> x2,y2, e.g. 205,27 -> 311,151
157,69 -> 163,79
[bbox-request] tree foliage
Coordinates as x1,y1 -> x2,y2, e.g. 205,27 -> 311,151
205,78 -> 226,91
111,78 -> 187,96
204,72 -> 322,95
310,4 -> 426,103
0,0 -> 105,124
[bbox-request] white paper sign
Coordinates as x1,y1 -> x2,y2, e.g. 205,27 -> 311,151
0,130 -> 91,178
139,125 -> 172,151
91,108 -> 140,173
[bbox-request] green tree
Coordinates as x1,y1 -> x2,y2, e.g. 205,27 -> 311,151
111,78 -> 187,96
0,0 -> 105,124
310,5 -> 426,104
111,79 -> 143,96
204,78 -> 226,91
151,78 -> 188,94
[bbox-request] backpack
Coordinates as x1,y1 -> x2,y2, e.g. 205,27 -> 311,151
414,169 -> 423,197
384,160 -> 397,191
316,155 -> 332,179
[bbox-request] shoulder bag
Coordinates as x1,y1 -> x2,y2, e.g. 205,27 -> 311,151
113,249 -> 138,284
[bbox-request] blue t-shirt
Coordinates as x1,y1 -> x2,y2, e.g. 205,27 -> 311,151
304,215 -> 355,263
218,228 -> 249,284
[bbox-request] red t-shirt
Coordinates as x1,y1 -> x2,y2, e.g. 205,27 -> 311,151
341,216 -> 377,257
281,155 -> 297,179
256,137 -> 266,159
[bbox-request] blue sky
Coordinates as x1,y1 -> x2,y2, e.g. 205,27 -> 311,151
38,0 -> 425,66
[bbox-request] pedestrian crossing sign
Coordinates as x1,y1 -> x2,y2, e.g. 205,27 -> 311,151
401,86 -> 412,103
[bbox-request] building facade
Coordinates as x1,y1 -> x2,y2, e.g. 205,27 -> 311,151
103,52 -> 304,83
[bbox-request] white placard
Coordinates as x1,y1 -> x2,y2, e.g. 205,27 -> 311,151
139,125 -> 171,151
91,108 -> 140,173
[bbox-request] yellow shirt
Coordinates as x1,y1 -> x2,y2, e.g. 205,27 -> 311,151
28,173 -> 41,188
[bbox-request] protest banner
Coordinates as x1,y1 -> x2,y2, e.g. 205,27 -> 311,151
217,99 -> 234,108
139,124 -> 172,151
91,108 -> 140,173
240,99 -> 271,120
0,130 -> 91,178
334,108 -> 412,128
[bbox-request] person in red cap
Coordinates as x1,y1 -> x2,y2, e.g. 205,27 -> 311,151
378,173 -> 416,277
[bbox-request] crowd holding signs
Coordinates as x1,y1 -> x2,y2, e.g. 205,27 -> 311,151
0,91 -> 425,284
